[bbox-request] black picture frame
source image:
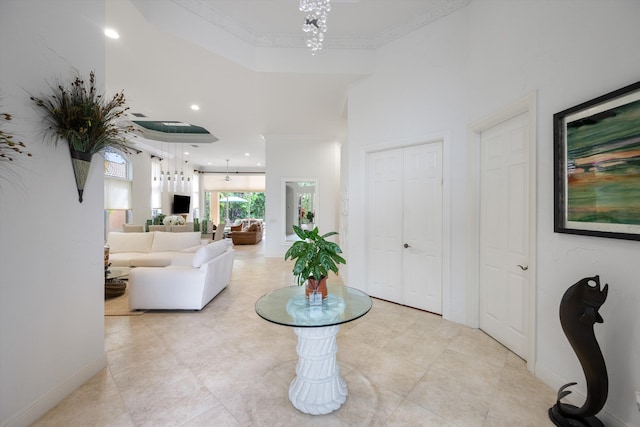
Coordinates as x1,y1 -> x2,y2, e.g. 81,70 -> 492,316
554,80 -> 640,241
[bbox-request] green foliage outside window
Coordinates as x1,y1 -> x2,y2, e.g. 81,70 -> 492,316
203,191 -> 265,222
220,192 -> 265,221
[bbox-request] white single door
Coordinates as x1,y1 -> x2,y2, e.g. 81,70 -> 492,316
479,112 -> 530,358
367,142 -> 443,313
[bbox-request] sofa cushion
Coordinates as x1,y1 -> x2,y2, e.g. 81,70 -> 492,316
192,240 -> 229,268
151,232 -> 202,252
108,252 -> 138,267
130,254 -> 172,267
107,232 -> 154,254
166,252 -> 197,267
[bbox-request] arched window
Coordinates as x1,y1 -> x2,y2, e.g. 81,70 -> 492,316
104,149 -> 129,179
104,149 -> 133,235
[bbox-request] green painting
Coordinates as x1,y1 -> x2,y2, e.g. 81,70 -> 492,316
566,99 -> 640,226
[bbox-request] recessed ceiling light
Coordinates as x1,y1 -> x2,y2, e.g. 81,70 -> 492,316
207,162 -> 212,165
245,152 -> 250,156
184,151 -> 190,155
104,28 -> 120,39
190,104 -> 200,111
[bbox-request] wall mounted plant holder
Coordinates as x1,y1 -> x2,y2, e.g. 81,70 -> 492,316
69,147 -> 92,203
30,70 -> 133,202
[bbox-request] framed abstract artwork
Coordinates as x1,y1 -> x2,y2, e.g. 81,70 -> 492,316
554,80 -> 640,241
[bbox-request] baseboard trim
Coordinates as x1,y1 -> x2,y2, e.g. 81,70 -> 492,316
2,353 -> 107,427
535,362 -> 628,427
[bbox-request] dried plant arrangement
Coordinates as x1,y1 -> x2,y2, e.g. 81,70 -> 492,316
30,71 -> 133,201
0,108 -> 31,163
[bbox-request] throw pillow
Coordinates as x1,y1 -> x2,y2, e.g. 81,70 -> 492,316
192,240 -> 229,268
192,245 -> 209,268
207,240 -> 229,259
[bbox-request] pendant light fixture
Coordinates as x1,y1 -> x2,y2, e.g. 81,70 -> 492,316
299,0 -> 331,55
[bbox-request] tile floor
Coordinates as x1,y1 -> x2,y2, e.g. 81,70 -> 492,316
34,242 -> 556,426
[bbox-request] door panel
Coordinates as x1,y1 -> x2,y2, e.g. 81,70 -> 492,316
367,149 -> 404,302
479,112 -> 529,358
402,144 -> 442,312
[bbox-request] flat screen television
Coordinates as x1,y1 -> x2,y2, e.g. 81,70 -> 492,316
172,195 -> 191,214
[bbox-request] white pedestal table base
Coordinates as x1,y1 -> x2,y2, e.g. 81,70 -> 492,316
289,325 -> 347,415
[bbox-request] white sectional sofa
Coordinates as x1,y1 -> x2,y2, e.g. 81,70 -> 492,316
106,231 -> 204,267
105,232 -> 235,310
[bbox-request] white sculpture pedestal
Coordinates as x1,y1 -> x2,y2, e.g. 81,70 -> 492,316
255,285 -> 372,416
289,325 -> 347,415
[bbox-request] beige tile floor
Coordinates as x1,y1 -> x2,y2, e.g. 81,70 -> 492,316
35,241 -> 556,426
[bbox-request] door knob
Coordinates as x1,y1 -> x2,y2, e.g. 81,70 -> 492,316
517,264 -> 528,271
404,243 -> 410,248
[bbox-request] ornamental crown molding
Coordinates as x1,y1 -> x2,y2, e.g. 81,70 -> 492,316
172,0 -> 472,50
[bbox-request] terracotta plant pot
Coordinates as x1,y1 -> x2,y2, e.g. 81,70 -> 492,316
305,276 -> 328,300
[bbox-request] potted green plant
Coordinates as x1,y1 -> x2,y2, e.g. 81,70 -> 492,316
153,214 -> 166,225
305,211 -> 315,224
284,225 -> 346,300
30,70 -> 133,202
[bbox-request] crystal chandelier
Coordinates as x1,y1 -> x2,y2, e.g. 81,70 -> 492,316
299,0 -> 331,55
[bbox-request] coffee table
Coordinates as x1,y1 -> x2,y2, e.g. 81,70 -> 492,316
255,284 -> 372,415
107,266 -> 131,280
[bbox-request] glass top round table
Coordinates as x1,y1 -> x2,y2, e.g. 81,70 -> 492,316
255,284 -> 372,415
255,284 -> 372,328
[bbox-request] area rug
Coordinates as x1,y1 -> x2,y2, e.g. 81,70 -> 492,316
104,288 -> 145,316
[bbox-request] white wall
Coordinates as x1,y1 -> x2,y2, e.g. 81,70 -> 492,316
264,136 -> 341,258
346,1 -> 640,425
0,1 -> 107,425
129,151 -> 152,225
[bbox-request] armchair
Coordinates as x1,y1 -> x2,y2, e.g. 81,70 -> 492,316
230,221 -> 263,245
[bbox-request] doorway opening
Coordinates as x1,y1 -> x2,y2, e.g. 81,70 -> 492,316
203,191 -> 265,225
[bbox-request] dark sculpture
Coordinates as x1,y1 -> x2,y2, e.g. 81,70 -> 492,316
549,275 -> 609,427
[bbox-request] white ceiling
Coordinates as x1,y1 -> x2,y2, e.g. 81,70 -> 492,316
105,0 -> 470,172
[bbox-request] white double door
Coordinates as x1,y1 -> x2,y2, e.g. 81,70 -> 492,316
366,142 -> 443,314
